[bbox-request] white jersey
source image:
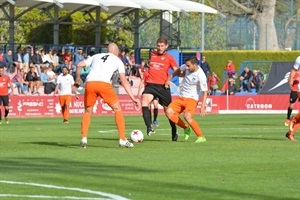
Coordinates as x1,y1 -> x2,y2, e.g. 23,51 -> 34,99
56,74 -> 74,95
84,53 -> 125,83
179,64 -> 208,101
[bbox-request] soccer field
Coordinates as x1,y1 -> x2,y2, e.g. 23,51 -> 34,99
0,114 -> 299,200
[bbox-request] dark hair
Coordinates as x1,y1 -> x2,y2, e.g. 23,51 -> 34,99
157,37 -> 168,45
185,56 -> 198,65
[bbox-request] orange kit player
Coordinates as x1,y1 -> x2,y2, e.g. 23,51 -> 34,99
286,56 -> 300,141
0,64 -> 14,124
54,66 -> 79,124
166,56 -> 208,143
141,37 -> 179,140
75,43 -> 139,148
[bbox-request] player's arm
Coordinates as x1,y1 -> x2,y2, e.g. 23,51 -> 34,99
137,78 -> 144,98
75,61 -> 85,87
53,83 -> 59,96
119,73 -> 140,108
199,90 -> 207,116
288,69 -> 295,90
9,81 -> 14,96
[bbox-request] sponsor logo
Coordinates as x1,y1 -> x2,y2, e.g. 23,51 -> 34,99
268,72 -> 290,91
245,98 -> 272,109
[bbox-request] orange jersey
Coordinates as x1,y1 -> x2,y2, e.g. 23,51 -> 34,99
146,51 -> 178,85
292,70 -> 300,91
0,75 -> 10,96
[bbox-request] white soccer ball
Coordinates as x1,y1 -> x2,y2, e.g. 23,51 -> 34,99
130,130 -> 144,143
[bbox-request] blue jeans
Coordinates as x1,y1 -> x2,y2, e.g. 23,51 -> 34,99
14,82 -> 28,94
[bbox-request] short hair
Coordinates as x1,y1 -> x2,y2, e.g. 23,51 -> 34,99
157,37 -> 168,45
185,56 -> 198,65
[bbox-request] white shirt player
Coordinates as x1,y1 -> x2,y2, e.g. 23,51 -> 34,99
179,64 -> 208,101
83,53 -> 125,84
56,74 -> 75,95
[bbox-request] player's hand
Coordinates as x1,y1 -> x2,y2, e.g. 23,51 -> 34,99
74,83 -> 80,88
132,98 -> 141,110
200,106 -> 207,116
164,80 -> 170,89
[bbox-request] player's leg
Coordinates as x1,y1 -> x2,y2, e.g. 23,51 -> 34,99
59,95 -> 66,122
159,87 -> 177,141
2,96 -> 10,124
80,82 -> 97,148
64,95 -> 72,123
152,98 -> 159,126
0,97 -> 3,123
100,82 -> 133,148
286,91 -> 297,126
141,85 -> 155,136
183,98 -> 206,143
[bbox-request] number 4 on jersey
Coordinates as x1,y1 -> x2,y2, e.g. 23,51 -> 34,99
101,55 -> 110,62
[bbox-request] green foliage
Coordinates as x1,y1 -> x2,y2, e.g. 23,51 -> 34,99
0,114 -> 299,199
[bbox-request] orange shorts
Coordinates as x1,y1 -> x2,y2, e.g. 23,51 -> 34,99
59,95 -> 72,107
84,81 -> 118,108
168,96 -> 198,116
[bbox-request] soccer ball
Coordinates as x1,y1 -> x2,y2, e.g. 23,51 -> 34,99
130,130 -> 144,143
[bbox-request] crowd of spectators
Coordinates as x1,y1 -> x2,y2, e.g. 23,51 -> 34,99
0,46 -> 89,95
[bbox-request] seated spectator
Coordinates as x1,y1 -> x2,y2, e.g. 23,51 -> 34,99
4,49 -> 15,73
26,64 -> 41,95
249,70 -> 264,93
208,71 -> 220,95
223,78 -> 237,95
239,66 -> 253,92
11,68 -> 29,95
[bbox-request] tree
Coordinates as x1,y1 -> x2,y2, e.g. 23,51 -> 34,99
210,0 -> 279,50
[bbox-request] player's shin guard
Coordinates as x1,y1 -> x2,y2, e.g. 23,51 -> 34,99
169,119 -> 177,135
142,106 -> 152,127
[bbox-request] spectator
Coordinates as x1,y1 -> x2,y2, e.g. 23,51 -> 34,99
239,66 -> 253,92
11,68 -> 29,95
22,46 -> 32,73
208,71 -> 220,95
119,49 -> 129,66
137,59 -> 148,78
0,49 -> 4,62
80,65 -> 90,83
4,49 -> 15,73
201,55 -> 211,77
62,48 -> 71,62
73,47 -> 84,66
51,50 -> 59,70
249,70 -> 263,93
129,52 -> 137,76
223,78 -> 237,95
13,47 -> 24,70
26,64 -> 41,94
224,60 -> 236,79
30,48 -> 43,76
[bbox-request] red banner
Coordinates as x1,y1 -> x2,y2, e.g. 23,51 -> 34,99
2,94 -> 297,118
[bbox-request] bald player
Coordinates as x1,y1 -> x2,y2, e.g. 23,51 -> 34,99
75,43 -> 139,148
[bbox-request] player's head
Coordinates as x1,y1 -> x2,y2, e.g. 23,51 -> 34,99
293,56 -> 300,70
156,37 -> 168,55
62,66 -> 69,75
184,56 -> 199,72
108,43 -> 119,56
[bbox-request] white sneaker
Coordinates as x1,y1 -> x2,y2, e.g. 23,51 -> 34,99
119,139 -> 134,148
80,137 -> 87,148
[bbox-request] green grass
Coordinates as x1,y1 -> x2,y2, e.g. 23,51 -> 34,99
0,114 -> 299,200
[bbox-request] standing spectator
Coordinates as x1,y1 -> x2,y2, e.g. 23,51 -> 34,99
129,52 -> 137,76
285,56 -> 300,127
51,50 -> 59,71
4,49 -> 15,73
141,37 -> 179,140
75,43 -> 139,148
26,64 -> 41,94
31,48 -> 43,76
54,66 -> 78,124
62,48 -> 71,62
13,47 -> 24,70
73,47 -> 84,66
0,63 -> 14,124
11,68 -> 29,95
166,56 -> 208,143
201,55 -> 211,77
23,46 -> 32,73
138,59 -> 148,78
119,49 -> 129,66
249,70 -> 263,93
224,60 -> 236,79
208,71 -> 220,95
239,66 -> 253,92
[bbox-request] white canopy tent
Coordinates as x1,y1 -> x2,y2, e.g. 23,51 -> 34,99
0,0 -> 218,48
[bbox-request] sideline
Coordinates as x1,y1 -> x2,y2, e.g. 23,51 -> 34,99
0,180 -> 130,200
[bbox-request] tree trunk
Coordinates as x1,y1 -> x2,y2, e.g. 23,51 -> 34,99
254,0 -> 279,50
